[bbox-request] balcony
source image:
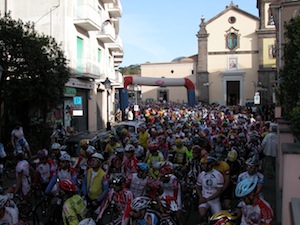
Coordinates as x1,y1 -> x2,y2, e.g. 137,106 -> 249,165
96,22 -> 116,43
106,36 -> 123,52
73,4 -> 101,31
106,0 -> 122,18
73,58 -> 104,80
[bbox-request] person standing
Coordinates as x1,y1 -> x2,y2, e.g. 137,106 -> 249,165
261,123 -> 278,179
11,122 -> 31,158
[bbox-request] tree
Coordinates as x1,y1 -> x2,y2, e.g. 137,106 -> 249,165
280,15 -> 300,137
0,13 -> 70,147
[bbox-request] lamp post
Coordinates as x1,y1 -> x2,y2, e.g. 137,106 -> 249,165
103,77 -> 111,131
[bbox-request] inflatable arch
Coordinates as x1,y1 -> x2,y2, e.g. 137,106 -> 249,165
120,76 -> 196,113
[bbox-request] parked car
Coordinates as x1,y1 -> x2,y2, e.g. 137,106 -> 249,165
61,129 -> 111,158
111,121 -> 146,137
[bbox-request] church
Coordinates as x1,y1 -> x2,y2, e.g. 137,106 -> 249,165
140,1 -> 276,106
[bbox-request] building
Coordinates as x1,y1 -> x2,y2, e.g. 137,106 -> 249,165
141,1 -> 276,107
0,0 -> 123,133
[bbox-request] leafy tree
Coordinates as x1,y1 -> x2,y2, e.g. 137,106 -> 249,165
119,64 -> 141,75
280,16 -> 300,137
0,13 -> 70,147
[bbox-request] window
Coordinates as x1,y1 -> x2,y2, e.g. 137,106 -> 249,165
228,16 -> 236,24
76,37 -> 83,73
227,33 -> 238,50
97,48 -> 101,62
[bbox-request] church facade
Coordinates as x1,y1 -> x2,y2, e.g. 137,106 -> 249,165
140,1 -> 276,106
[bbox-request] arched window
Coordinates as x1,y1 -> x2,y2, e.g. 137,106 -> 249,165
227,33 -> 237,50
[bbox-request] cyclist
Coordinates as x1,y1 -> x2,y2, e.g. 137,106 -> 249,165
237,156 -> 264,195
126,162 -> 159,199
104,135 -> 121,160
144,142 -> 164,180
106,146 -> 126,178
33,149 -> 56,192
82,153 -> 109,210
74,139 -> 92,169
124,144 -> 138,176
49,142 -> 63,166
10,122 -> 31,158
97,174 -> 133,225
46,153 -> 78,196
59,179 -> 87,225
0,195 -> 19,225
196,156 -> 224,224
130,138 -> 145,162
129,196 -> 152,225
5,148 -> 31,200
234,177 -> 273,225
138,124 -> 150,150
172,139 -> 188,165
158,195 -> 180,225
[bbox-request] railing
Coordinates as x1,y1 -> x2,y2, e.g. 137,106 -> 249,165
73,4 -> 101,28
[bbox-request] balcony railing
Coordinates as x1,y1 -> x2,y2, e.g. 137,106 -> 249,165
106,0 -> 122,18
96,22 -> 116,43
73,4 -> 101,31
106,35 -> 123,52
73,58 -> 105,80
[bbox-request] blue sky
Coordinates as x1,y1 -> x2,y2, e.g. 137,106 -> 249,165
119,0 -> 259,67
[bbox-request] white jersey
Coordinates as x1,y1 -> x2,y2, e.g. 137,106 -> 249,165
36,163 -> 51,184
197,168 -> 224,198
129,173 -> 148,198
15,159 -> 31,196
160,175 -> 182,209
0,206 -> 19,225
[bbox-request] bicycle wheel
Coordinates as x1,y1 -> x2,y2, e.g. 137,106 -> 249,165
181,196 -> 192,224
32,198 -> 51,225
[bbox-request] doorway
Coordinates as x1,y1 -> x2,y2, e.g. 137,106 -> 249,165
227,81 -> 240,106
158,89 -> 169,102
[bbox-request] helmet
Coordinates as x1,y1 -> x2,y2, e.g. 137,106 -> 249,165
227,149 -> 238,162
91,152 -> 104,161
235,177 -> 258,197
160,195 -> 178,212
148,142 -> 159,151
250,132 -> 261,141
131,196 -> 151,211
200,156 -> 217,164
137,162 -> 150,172
59,179 -> 77,192
130,138 -> 139,144
125,144 -> 135,152
159,162 -> 173,176
115,147 -> 125,153
15,146 -> 25,156
37,149 -> 48,159
59,153 -> 72,161
78,218 -> 96,225
111,174 -> 126,186
51,143 -> 61,150
79,139 -> 89,147
238,132 -> 246,138
229,135 -> 235,141
245,156 -> 259,167
175,139 -> 183,145
86,146 -> 96,155
0,195 -> 8,209
208,210 -> 239,225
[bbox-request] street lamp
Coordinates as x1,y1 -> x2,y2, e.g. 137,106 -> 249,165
103,77 -> 111,131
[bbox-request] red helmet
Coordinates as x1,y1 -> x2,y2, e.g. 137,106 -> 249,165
148,142 -> 159,151
159,162 -> 173,176
59,179 -> 77,192
160,195 -> 178,212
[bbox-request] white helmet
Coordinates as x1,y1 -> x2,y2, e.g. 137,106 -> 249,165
91,152 -> 104,161
78,218 -> 96,225
131,196 -> 151,211
86,146 -> 96,154
51,143 -> 61,150
125,144 -> 135,152
59,153 -> 72,161
0,195 -> 8,209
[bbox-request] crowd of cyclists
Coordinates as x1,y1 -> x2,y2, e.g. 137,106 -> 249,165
0,102 -> 277,225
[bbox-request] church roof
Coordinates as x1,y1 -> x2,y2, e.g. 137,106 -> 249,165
205,1 -> 259,25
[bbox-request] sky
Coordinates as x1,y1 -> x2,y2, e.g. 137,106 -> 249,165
119,0 -> 259,67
